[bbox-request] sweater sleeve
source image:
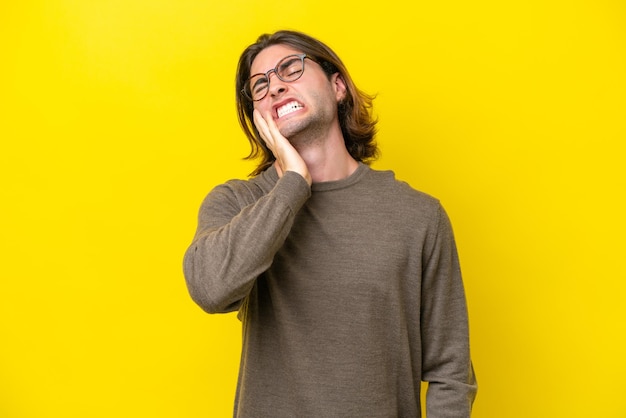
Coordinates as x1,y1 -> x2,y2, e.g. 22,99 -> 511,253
183,171 -> 311,314
421,204 -> 477,417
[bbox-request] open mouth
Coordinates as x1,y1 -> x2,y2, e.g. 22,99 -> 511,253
277,101 -> 304,118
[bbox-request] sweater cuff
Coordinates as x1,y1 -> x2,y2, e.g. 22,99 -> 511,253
274,171 -> 312,214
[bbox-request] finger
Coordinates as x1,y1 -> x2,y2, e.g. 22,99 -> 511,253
258,109 -> 285,141
253,109 -> 272,146
253,110 -> 285,172
263,110 -> 280,135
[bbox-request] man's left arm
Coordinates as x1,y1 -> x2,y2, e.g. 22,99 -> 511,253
421,204 -> 478,417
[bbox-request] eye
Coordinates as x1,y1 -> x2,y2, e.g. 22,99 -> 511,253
278,57 -> 303,80
250,76 -> 268,95
285,67 -> 303,78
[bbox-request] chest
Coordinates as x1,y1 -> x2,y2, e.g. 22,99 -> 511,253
271,194 -> 426,302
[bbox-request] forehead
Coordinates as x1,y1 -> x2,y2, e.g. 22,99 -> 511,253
250,44 -> 303,75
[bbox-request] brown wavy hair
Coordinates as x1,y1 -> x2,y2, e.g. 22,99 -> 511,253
236,30 -> 379,176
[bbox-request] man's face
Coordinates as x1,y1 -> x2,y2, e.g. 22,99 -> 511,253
249,44 -> 346,142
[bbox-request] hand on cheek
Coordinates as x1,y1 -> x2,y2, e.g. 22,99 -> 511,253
253,109 -> 312,185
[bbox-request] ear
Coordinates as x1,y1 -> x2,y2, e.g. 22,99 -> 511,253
331,73 -> 347,102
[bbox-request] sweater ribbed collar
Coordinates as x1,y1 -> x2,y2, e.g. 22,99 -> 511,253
263,162 -> 369,192
311,162 -> 369,192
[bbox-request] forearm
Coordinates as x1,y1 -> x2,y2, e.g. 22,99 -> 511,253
183,172 -> 311,313
422,292 -> 476,417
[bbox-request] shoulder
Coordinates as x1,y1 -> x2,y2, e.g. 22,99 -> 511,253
359,166 -> 451,244
203,167 -> 278,208
364,166 -> 441,211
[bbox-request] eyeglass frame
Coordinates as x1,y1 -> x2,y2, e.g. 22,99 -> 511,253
241,53 -> 316,102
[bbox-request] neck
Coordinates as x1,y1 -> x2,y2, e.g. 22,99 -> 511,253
293,127 -> 359,183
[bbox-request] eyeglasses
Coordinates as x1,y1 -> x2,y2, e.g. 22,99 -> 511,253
242,54 -> 313,101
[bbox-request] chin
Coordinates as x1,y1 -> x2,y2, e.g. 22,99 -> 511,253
277,119 -> 308,140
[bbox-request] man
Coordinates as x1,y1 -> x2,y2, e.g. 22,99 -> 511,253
183,30 -> 477,417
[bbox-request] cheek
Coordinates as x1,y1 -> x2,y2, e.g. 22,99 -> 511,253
253,97 -> 272,111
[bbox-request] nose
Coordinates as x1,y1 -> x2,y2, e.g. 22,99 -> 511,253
268,72 -> 288,97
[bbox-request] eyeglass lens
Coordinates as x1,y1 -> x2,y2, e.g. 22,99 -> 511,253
246,55 -> 305,101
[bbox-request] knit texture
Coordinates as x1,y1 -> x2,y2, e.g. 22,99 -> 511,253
184,163 -> 477,417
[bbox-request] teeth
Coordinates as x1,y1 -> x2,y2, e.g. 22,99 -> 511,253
277,101 -> 303,118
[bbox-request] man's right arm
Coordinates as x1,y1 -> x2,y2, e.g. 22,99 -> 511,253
183,172 -> 311,313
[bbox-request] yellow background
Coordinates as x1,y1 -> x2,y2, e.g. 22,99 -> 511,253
1,0 -> 625,417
